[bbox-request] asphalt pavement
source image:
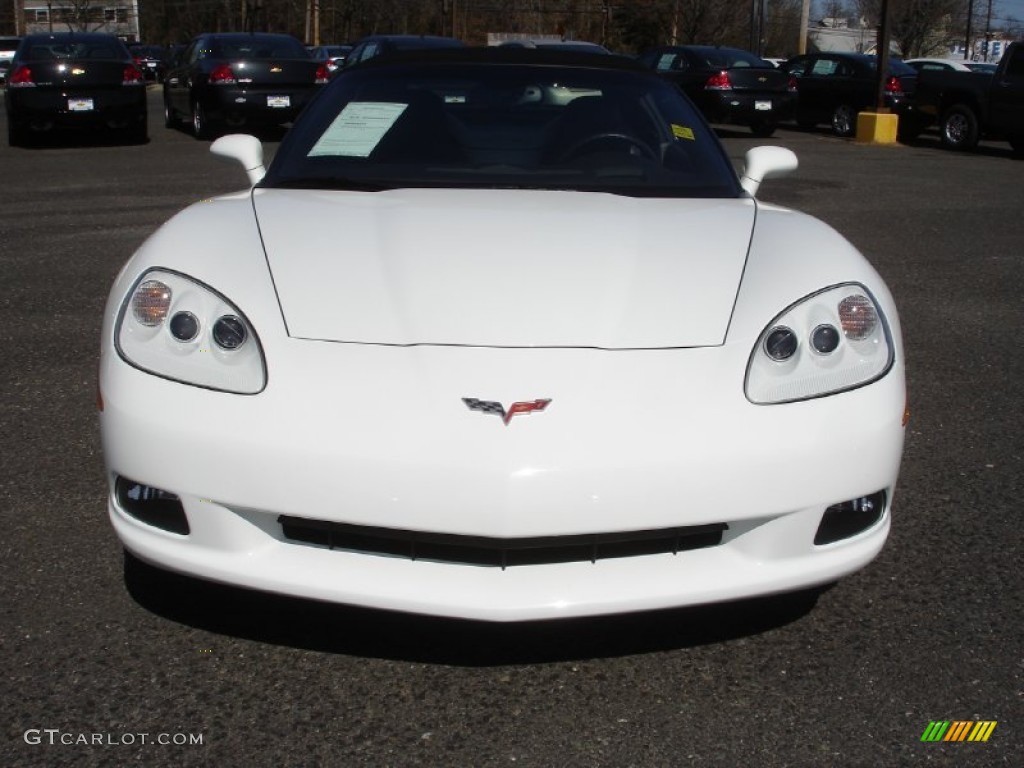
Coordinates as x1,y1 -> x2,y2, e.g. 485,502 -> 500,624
1,90 -> 1021,767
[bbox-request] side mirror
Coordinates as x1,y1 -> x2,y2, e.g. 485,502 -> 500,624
210,134 -> 266,186
740,146 -> 798,197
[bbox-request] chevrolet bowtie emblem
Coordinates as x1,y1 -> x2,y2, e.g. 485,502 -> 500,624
463,398 -> 551,426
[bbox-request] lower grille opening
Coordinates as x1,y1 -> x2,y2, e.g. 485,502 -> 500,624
115,476 -> 189,535
278,516 -> 727,568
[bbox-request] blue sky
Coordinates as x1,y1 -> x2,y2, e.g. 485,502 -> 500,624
816,0 -> 1024,28
989,0 -> 1024,26
999,0 -> 1024,25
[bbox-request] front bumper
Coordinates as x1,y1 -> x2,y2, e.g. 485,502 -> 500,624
100,338 -> 905,622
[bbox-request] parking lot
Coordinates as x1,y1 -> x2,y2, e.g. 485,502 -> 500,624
1,89 -> 1021,766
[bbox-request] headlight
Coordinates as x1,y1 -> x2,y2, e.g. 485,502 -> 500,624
115,269 -> 266,394
745,283 -> 893,404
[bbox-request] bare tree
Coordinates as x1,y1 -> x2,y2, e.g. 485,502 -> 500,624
57,0 -> 111,33
854,0 -> 965,57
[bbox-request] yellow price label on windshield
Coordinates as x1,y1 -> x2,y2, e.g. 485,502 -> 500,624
672,124 -> 695,140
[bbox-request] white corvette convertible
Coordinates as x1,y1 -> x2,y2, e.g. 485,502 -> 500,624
99,49 -> 906,621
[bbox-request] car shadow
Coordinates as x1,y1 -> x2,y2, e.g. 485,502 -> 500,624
124,551 -> 827,665
899,132 -> 1021,159
164,122 -> 289,143
711,125 -> 772,140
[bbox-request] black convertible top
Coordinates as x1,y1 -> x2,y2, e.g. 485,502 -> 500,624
353,46 -> 647,73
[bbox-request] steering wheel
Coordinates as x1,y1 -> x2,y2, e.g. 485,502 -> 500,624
558,132 -> 657,163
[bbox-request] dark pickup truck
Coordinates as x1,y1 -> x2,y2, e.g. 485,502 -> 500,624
906,41 -> 1024,152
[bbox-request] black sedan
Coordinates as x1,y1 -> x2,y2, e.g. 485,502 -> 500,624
163,33 -> 328,139
128,43 -> 168,82
779,53 -> 917,137
309,44 -> 353,73
637,45 -> 796,137
5,33 -> 147,146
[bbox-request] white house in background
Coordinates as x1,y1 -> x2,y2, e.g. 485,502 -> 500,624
19,0 -> 140,42
808,17 -> 882,54
950,38 -> 1012,62
808,15 -> 1012,63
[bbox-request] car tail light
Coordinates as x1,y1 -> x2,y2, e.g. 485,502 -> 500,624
885,76 -> 903,95
787,75 -> 798,92
122,65 -> 144,85
133,56 -> 143,66
9,64 -> 35,87
209,64 -> 237,85
705,71 -> 732,90
314,63 -> 330,84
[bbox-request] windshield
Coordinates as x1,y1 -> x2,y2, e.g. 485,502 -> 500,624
697,48 -> 772,69
210,36 -> 309,60
130,46 -> 164,58
263,60 -> 741,198
22,38 -> 128,61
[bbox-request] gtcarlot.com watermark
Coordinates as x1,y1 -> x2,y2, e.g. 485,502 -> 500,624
24,729 -> 204,747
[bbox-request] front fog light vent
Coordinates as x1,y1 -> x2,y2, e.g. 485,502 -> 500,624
115,476 -> 189,535
814,490 -> 885,545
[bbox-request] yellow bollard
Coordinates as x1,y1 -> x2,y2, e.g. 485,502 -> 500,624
855,111 -> 900,145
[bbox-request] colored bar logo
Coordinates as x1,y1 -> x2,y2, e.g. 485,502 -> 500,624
921,721 -> 997,742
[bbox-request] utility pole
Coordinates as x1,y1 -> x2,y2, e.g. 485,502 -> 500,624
964,0 -> 974,60
875,0 -> 891,110
984,0 -> 993,61
799,0 -> 810,54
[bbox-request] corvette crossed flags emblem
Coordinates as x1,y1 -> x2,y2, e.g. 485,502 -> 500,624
463,398 -> 551,426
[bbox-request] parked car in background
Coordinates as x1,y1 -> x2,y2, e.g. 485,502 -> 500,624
0,36 -> 20,56
0,36 -> 20,83
163,32 -> 329,139
909,41 -> 1024,152
905,57 -> 974,73
497,39 -> 610,54
638,45 -> 796,136
905,58 -> 998,74
5,33 -> 147,146
129,43 -> 169,82
779,52 -> 917,137
164,42 -> 187,67
339,35 -> 464,70
309,44 -> 353,73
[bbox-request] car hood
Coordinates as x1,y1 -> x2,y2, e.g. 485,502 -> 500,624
253,188 -> 755,348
